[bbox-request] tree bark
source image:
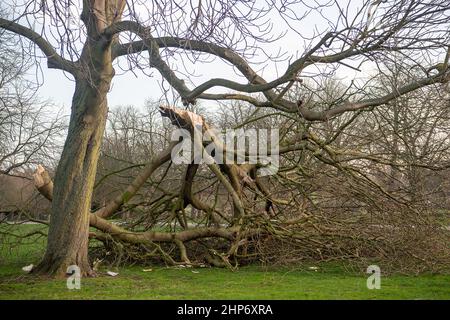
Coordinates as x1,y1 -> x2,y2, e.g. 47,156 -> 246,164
32,0 -> 126,277
33,76 -> 111,277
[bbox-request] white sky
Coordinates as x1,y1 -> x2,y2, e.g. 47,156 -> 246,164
7,0 -> 446,117
22,1 -> 367,115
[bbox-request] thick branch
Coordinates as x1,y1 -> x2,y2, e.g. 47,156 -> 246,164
159,106 -> 246,218
32,165 -> 53,201
32,141 -> 175,220
89,214 -> 236,243
114,37 -> 267,87
32,162 -> 237,243
94,142 -> 176,218
106,21 -> 293,102
109,19 -> 450,121
0,18 -> 76,73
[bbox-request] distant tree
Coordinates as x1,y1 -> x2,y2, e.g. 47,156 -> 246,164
0,29 -> 65,176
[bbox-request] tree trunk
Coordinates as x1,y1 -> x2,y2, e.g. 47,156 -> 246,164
31,0 -> 125,278
33,76 -> 111,277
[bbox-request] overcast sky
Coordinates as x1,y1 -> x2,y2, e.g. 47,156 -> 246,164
20,1 -> 368,115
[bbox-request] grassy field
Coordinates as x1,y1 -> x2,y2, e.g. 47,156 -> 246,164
0,224 -> 449,300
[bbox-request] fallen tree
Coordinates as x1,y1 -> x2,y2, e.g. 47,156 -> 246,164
2,0 -> 450,277
31,106 -> 450,274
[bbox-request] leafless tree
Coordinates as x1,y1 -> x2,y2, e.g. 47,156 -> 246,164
0,30 -> 65,177
1,0 -> 450,276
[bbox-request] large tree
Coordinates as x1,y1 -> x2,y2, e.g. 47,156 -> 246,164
1,0 -> 450,277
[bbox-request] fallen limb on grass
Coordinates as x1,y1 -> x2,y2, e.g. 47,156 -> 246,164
31,106 -> 450,273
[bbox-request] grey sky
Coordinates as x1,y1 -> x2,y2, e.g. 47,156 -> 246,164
23,1 -> 367,114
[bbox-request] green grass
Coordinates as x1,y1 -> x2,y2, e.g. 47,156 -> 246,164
0,224 -> 449,300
